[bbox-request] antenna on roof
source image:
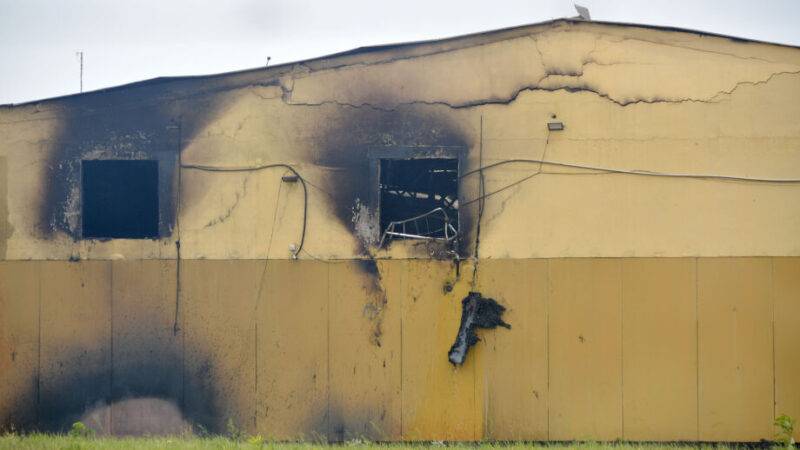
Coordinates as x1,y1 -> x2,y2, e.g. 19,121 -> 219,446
574,4 -> 591,20
75,51 -> 84,93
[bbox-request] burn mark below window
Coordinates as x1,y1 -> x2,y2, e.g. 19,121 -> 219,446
82,160 -> 159,239
379,158 -> 458,242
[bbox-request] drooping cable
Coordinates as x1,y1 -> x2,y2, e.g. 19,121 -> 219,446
181,163 -> 308,258
460,158 -> 800,183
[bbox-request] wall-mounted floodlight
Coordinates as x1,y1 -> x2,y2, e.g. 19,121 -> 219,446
281,175 -> 299,183
547,122 -> 565,131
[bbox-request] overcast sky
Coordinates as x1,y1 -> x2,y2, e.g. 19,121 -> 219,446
1,0 -> 798,105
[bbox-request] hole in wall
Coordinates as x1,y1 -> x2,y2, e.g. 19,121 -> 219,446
379,158 -> 458,240
81,160 -> 159,239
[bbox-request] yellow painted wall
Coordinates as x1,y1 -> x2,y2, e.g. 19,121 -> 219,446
2,258 -> 799,441
621,259 -> 697,441
0,261 -> 39,428
1,19 -> 800,442
0,21 -> 799,261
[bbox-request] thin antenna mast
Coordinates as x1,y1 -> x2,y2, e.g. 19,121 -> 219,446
76,51 -> 84,93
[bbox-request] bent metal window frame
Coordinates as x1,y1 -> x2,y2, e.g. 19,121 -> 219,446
368,146 -> 466,247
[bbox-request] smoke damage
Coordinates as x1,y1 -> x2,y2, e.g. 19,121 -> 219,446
308,103 -> 476,257
37,80 -> 228,241
356,258 -> 388,347
19,347 -> 221,436
448,292 -> 511,365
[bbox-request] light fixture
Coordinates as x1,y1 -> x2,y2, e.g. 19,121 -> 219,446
547,122 -> 564,131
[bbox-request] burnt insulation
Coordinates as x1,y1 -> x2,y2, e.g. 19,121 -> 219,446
448,291 -> 510,365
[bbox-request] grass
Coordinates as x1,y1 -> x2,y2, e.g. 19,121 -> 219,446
0,432 -> 777,450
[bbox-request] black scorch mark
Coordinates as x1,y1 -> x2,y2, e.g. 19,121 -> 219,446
448,291 -> 510,365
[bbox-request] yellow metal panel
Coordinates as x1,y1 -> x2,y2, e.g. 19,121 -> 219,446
110,260 -> 182,435
697,258 -> 773,441
622,258 -> 697,440
256,260 -> 329,440
328,261 -> 401,440
181,260 -> 260,435
0,157 -> 7,259
401,259 -> 479,441
39,261 -> 111,432
774,257 -> 800,442
478,258 -> 548,440
549,258 -> 622,441
0,261 -> 39,429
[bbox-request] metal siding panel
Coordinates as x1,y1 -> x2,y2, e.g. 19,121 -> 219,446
774,257 -> 800,442
39,261 -> 112,432
622,258 -> 698,440
181,260 -> 259,435
697,258 -> 773,441
479,258 -> 548,440
0,157 -> 7,259
255,260 -> 329,440
328,260 -> 401,440
401,259 -> 477,440
110,260 -> 184,435
0,261 -> 39,429
548,258 -> 623,441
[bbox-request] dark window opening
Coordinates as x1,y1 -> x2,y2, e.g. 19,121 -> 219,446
379,158 -> 458,241
82,160 -> 159,239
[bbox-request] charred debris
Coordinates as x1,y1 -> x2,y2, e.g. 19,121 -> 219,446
448,292 -> 511,365
374,153 -> 513,365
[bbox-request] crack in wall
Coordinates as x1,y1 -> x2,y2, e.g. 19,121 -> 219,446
280,69 -> 800,111
602,34 -> 787,64
202,178 -> 249,229
275,29 -> 800,113
5,27 -> 796,126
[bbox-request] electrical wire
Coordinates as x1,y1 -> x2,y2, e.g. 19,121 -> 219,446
181,163 -> 307,257
462,171 -> 541,207
470,115 -> 485,289
460,158 -> 800,183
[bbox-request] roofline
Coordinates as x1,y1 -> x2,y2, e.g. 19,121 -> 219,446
4,18 -> 799,108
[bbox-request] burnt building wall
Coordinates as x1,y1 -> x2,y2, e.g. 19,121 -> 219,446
1,19 -> 800,441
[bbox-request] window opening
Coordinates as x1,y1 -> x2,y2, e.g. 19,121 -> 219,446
378,158 -> 458,246
82,159 -> 159,239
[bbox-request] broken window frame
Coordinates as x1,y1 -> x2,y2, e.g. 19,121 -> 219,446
368,146 -> 466,247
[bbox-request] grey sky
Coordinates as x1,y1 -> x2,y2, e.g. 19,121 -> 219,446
1,0 -> 798,105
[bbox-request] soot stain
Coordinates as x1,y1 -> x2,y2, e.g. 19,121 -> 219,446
357,258 -> 387,347
6,333 -> 221,435
448,291 -> 511,365
311,403 -> 389,443
309,103 -> 475,256
38,82 -> 226,241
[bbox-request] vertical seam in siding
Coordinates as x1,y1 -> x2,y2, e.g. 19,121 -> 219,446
399,261 -> 404,440
36,262 -> 41,425
695,257 -> 700,442
326,263 -> 331,441
109,262 -> 114,435
546,258 -> 550,441
254,321 -> 258,430
771,258 -> 776,429
619,259 -> 624,441
180,269 -> 186,420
